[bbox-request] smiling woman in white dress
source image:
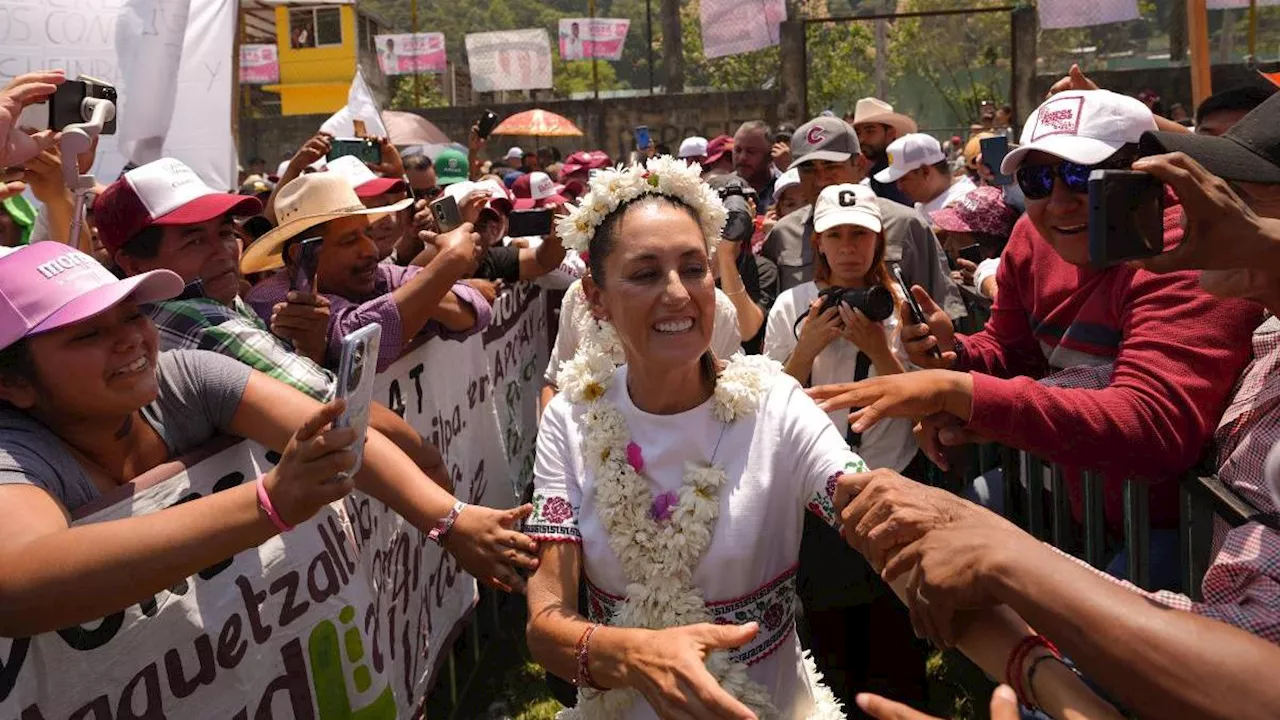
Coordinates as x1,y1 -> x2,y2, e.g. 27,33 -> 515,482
524,157 -> 855,719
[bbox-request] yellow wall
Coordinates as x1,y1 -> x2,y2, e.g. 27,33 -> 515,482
265,5 -> 358,116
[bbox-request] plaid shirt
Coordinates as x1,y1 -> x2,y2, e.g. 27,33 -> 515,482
1052,317 -> 1280,644
146,296 -> 336,402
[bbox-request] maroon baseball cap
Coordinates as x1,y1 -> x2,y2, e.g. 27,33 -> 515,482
325,155 -> 408,199
95,158 -> 262,255
929,186 -> 1018,238
513,172 -> 568,210
561,150 -> 611,177
704,135 -> 734,166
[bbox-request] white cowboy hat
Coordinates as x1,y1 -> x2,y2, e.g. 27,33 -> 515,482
851,97 -> 919,137
240,173 -> 412,274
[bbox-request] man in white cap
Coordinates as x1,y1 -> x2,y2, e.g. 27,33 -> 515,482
816,90 -> 1263,593
874,132 -> 977,216
678,136 -> 709,166
849,97 -> 918,206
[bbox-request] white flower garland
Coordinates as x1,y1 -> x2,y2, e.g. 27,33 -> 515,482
555,156 -> 728,255
556,339 -> 844,720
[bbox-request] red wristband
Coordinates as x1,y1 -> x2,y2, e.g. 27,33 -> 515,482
574,623 -> 604,691
256,474 -> 295,533
1006,634 -> 1059,707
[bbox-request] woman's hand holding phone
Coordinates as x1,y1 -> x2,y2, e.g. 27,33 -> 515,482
262,399 -> 358,528
898,286 -> 957,369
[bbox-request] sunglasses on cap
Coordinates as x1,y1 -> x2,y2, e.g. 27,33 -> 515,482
1015,154 -> 1135,200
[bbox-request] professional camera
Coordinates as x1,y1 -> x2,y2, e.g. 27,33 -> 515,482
816,284 -> 895,322
713,176 -> 757,244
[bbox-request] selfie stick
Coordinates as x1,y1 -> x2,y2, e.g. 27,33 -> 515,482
59,97 -> 116,250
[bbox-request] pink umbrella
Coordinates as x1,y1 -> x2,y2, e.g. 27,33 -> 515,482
380,111 -> 450,146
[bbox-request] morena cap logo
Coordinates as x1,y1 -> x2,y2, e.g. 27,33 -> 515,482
805,126 -> 826,145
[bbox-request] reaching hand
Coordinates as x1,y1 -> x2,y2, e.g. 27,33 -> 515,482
913,412 -> 992,471
1,168 -> 25,201
459,190 -> 490,226
22,149 -> 69,203
271,292 -> 332,365
460,278 -> 498,305
288,133 -> 332,177
1045,64 -> 1098,99
806,369 -> 973,434
442,503 -> 538,593
857,685 -> 1019,720
434,222 -> 483,270
1131,152 -> 1280,276
625,624 -> 761,720
262,399 -> 358,528
771,141 -> 792,173
899,285 -> 956,369
0,71 -> 65,168
366,136 -> 405,179
951,257 -> 978,287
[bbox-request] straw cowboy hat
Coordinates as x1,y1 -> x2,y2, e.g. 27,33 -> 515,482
851,97 -> 919,137
240,173 -> 412,274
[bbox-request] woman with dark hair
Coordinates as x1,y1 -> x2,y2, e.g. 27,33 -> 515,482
0,243 -> 537,637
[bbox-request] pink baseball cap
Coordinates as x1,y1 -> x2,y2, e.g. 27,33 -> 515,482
561,150 -> 611,177
514,172 -> 568,210
324,155 -> 408,199
95,158 -> 263,255
0,243 -> 183,351
929,186 -> 1018,238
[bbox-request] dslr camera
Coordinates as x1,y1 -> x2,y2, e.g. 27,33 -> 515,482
816,284 -> 895,322
714,177 -> 757,244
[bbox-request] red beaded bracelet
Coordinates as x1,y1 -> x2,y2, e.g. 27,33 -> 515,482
574,623 -> 604,691
1005,634 -> 1060,707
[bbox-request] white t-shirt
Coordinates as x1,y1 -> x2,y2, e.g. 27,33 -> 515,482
544,279 -> 742,386
528,364 -> 866,719
763,281 -> 919,473
974,257 -> 1000,299
918,175 -> 977,217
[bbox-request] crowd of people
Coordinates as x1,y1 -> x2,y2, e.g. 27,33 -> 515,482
2,60 -> 1280,720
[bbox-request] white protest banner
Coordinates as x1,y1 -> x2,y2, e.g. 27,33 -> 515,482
374,32 -> 446,75
240,43 -> 280,84
0,285 -> 550,717
1037,0 -> 1140,29
320,69 -> 390,139
158,0 -> 237,190
558,18 -> 630,61
466,29 -> 553,92
699,0 -> 786,59
1208,0 -> 1280,7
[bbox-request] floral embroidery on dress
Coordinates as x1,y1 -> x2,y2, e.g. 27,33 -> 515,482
526,492 -> 581,542
807,456 -> 869,528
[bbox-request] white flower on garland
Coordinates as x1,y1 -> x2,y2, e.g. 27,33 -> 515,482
555,156 -> 728,256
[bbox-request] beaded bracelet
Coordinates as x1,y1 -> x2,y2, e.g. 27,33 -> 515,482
574,623 -> 604,691
256,474 -> 295,533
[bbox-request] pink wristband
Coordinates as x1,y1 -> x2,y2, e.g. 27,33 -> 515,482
256,474 -> 295,533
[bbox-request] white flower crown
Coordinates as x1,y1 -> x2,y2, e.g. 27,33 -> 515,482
555,155 -> 728,255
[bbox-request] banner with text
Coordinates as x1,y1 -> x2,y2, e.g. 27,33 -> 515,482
557,18 -> 629,61
699,0 -> 786,59
240,43 -> 280,84
466,29 -> 553,92
374,32 -> 446,75
0,286 -> 549,718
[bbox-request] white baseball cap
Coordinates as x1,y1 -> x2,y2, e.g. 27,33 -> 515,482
324,155 -> 407,198
1000,90 -> 1157,175
813,184 -> 882,234
505,147 -> 525,161
678,136 -> 709,159
873,133 -> 945,184
773,168 -> 800,201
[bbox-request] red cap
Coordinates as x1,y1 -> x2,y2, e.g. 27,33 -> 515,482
95,158 -> 262,255
704,135 -> 734,166
513,172 -> 567,210
561,150 -> 611,177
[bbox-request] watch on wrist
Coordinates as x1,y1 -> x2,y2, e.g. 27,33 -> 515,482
427,500 -> 467,546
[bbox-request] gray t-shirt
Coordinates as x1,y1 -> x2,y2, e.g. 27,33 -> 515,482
0,350 -> 252,512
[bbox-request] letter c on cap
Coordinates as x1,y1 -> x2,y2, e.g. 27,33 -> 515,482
806,126 -> 826,145
838,190 -> 858,207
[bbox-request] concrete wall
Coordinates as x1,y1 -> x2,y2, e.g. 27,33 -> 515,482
239,90 -> 782,168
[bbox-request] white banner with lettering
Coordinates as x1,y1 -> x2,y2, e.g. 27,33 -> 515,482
0,287 -> 548,718
465,29 -> 553,92
0,0 -> 236,190
699,0 -> 786,59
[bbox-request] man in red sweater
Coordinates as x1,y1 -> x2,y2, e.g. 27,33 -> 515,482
810,90 -> 1262,589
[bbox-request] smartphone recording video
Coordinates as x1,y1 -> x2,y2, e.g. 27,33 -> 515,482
477,110 -> 500,140
18,77 -> 119,135
431,195 -> 462,233
1087,170 -> 1165,268
327,138 -> 382,165
979,136 -> 1012,186
288,237 -> 322,293
508,209 -> 553,238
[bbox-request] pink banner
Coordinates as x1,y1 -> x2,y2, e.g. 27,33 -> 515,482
375,33 -> 447,75
558,18 -> 629,61
699,0 -> 785,59
239,44 -> 279,85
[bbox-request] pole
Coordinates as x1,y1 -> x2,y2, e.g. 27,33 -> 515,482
589,0 -> 600,99
873,7 -> 888,99
646,0 -> 655,94
411,0 -> 420,107
1188,0 -> 1211,106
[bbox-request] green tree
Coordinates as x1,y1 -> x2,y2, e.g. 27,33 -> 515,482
553,59 -> 629,95
388,73 -> 450,110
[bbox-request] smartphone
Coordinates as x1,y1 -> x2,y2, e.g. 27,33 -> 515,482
327,137 -> 382,165
288,237 -> 322,292
958,244 -> 984,265
892,263 -> 941,359
430,194 -> 462,233
477,109 -> 500,140
979,136 -> 1012,186
508,208 -> 553,238
334,324 -> 382,480
17,76 -> 118,135
1087,170 -> 1165,267
634,125 -> 652,150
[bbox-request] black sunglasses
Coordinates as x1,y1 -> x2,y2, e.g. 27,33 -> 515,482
1015,155 -> 1135,200
412,186 -> 444,202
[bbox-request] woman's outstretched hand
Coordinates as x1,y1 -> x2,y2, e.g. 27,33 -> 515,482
624,623 -> 761,720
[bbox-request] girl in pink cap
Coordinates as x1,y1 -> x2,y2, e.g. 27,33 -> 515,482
0,243 -> 537,637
